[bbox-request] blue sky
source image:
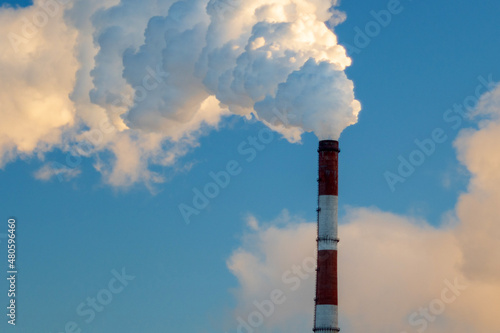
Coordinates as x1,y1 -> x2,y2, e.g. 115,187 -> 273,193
0,0 -> 31,7
1,0 -> 500,332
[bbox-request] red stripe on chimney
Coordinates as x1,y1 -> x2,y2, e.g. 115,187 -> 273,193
315,249 -> 338,305
318,142 -> 339,196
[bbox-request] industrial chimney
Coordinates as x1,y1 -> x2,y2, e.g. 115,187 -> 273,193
314,140 -> 340,333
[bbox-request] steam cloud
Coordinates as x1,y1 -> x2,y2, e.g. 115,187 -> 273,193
0,0 -> 359,186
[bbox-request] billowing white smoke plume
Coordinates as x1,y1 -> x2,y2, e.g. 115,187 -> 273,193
0,2 -> 78,166
0,0 -> 359,186
118,0 -> 359,139
255,60 -> 360,140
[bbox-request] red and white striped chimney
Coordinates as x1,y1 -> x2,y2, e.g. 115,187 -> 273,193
314,140 -> 340,333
